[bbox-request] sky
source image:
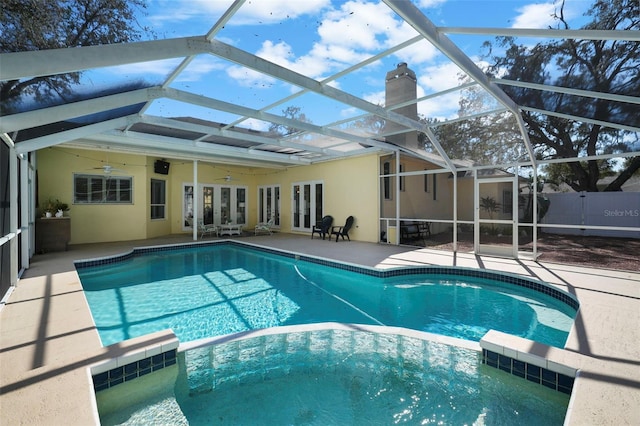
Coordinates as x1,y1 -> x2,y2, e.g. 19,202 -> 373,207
85,0 -> 595,131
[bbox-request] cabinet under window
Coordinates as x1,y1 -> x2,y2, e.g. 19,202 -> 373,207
74,174 -> 132,204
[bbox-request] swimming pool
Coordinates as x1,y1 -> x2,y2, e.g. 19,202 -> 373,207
76,241 -> 577,348
95,326 -> 570,425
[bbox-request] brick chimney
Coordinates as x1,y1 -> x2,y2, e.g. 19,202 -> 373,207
384,62 -> 419,149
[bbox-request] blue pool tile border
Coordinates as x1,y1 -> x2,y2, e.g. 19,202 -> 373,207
74,240 -> 578,310
232,242 -> 579,310
92,349 -> 177,392
482,349 -> 575,395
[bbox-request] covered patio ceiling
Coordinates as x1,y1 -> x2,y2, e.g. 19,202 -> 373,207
1,0 -> 638,171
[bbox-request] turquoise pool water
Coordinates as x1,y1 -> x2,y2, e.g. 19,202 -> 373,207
97,329 -> 570,425
77,243 -> 576,347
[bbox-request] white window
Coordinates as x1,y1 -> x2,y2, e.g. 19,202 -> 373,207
502,190 -> 513,214
74,174 -> 132,204
151,179 -> 166,219
383,161 -> 391,200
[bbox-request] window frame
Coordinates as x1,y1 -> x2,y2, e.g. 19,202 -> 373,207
424,170 -> 430,193
502,189 -> 513,214
383,161 -> 391,200
73,173 -> 133,204
150,178 -> 166,220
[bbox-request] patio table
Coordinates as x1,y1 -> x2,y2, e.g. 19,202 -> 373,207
219,223 -> 243,236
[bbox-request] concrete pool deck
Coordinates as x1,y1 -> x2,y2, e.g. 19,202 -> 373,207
1,233 -> 638,425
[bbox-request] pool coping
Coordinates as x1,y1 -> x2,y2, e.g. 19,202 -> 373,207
78,240 -> 582,409
87,323 -> 582,423
74,239 -> 579,311
87,324 -> 582,396
4,234 -> 638,426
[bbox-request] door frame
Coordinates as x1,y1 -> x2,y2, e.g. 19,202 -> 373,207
182,183 -> 248,230
291,180 -> 323,232
474,174 -> 518,258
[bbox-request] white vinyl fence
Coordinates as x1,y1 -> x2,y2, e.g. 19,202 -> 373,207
541,192 -> 640,238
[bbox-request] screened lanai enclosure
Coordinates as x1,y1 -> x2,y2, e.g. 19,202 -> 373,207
1,0 -> 639,298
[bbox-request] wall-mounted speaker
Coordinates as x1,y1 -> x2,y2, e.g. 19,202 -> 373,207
154,160 -> 170,175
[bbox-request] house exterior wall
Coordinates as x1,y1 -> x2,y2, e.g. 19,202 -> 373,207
36,148 -> 150,244
455,179 -> 474,222
36,147 -> 381,244
283,154 -> 380,242
146,155 -> 173,239
380,154 -> 457,234
378,154 -> 515,236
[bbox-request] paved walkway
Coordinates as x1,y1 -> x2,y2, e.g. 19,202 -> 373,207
1,234 -> 638,425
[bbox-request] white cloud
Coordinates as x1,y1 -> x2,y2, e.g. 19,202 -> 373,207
416,0 -> 448,7
226,65 -> 276,88
363,90 -> 385,106
239,117 -> 271,132
230,0 -> 331,24
175,57 -> 227,82
319,1 -> 399,50
392,37 -> 440,67
415,62 -> 469,119
146,0 -> 229,27
511,2 -> 561,28
148,0 -> 331,29
417,94 -> 460,121
417,62 -> 466,93
251,1 -> 407,80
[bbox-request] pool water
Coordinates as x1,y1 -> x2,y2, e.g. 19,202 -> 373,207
77,244 -> 576,347
97,329 -> 570,425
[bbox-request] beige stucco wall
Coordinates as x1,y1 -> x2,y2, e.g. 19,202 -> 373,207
378,154 -> 513,234
37,148 -> 151,244
281,154 -> 380,242
380,154 -> 456,233
165,155 -> 379,242
36,147 -> 381,244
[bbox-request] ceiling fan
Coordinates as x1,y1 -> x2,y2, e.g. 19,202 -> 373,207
90,164 -> 126,175
89,151 -> 126,175
216,175 -> 236,182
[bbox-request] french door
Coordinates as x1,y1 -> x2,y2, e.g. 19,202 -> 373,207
292,181 -> 323,232
183,183 -> 247,229
258,185 -> 280,226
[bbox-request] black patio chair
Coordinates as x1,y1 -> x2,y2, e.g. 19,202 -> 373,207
311,215 -> 333,240
331,216 -> 354,242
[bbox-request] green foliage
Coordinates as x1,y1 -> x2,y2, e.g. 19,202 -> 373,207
42,198 -> 69,214
268,106 -> 311,137
541,160 -> 617,190
480,196 -> 501,220
0,0 -> 151,113
483,0 -> 640,192
350,110 -> 386,135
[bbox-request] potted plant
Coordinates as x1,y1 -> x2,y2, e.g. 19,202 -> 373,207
42,198 -> 69,218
